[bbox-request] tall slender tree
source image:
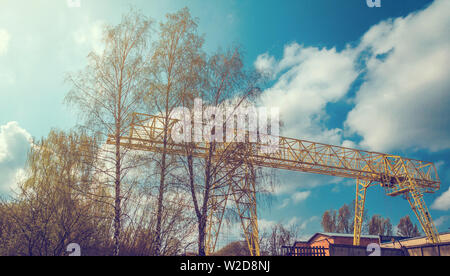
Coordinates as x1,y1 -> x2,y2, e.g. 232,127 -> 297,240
368,215 -> 393,236
397,215 -> 421,237
187,48 -> 263,256
145,7 -> 204,256
66,11 -> 152,256
321,210 -> 337,233
337,203 -> 352,234
322,200 -> 370,234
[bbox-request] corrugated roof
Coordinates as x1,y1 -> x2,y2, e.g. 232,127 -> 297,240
318,232 -> 380,239
293,232 -> 379,244
379,235 -> 412,244
381,231 -> 450,244
291,232 -> 450,248
291,232 -> 380,248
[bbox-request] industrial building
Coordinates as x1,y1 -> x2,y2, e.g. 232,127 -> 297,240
381,232 -> 450,256
282,232 -> 450,256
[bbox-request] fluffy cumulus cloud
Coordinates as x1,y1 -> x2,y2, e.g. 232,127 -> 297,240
254,53 -> 276,77
346,0 -> 450,152
258,43 -> 359,145
0,122 -> 32,195
432,187 -> 450,211
272,171 -> 345,210
257,0 -> 450,154
0,29 -> 10,56
277,189 -> 312,208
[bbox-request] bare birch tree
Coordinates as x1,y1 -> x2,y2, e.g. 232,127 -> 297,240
65,11 -> 152,256
176,47 -> 267,256
144,7 -> 204,256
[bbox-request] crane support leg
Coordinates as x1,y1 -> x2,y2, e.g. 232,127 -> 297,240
232,167 -> 260,256
353,179 -> 370,246
205,186 -> 230,255
406,189 -> 440,244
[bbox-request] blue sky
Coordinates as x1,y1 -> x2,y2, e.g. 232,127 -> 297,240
0,0 -> 449,243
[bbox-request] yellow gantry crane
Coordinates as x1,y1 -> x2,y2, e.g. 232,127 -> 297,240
108,113 -> 441,255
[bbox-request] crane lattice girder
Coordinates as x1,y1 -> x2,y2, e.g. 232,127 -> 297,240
106,113 -> 443,250
108,113 -> 440,195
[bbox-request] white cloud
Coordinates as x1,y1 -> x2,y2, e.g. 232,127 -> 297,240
278,198 -> 290,209
258,43 -> 358,145
254,53 -> 276,77
432,187 -> 450,211
275,180 -> 314,208
434,216 -> 450,228
258,219 -> 277,233
273,171 -> 343,196
292,191 -> 311,204
0,122 -> 32,195
346,0 -> 450,152
0,29 -> 11,56
393,225 -> 399,236
73,20 -> 105,54
299,216 -> 319,231
342,139 -> 357,149
256,0 -> 450,154
435,160 -> 445,171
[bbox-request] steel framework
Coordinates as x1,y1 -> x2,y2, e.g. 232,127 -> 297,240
107,113 -> 442,254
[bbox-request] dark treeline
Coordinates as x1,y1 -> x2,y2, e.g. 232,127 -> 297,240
321,201 -> 421,237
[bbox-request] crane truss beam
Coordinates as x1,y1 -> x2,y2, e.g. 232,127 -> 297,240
107,113 -> 442,252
